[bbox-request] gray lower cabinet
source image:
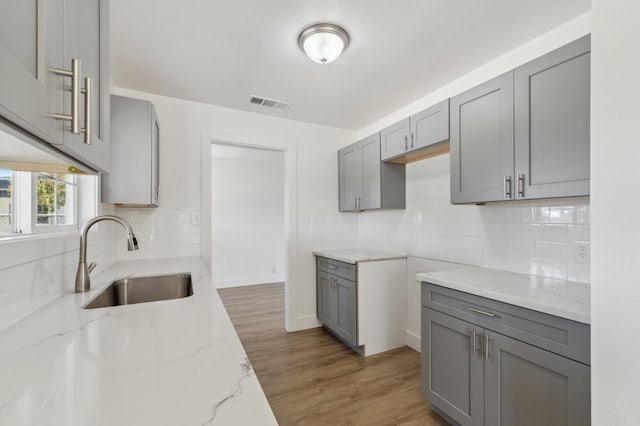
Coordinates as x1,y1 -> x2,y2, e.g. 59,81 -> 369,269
338,133 -> 405,212
0,0 -> 110,173
421,283 -> 590,426
101,95 -> 159,206
381,99 -> 449,161
316,258 -> 357,348
451,36 -> 590,204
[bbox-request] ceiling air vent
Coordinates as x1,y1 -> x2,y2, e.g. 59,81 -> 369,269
249,95 -> 291,110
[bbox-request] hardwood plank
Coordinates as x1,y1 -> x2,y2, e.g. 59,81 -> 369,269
218,283 -> 448,425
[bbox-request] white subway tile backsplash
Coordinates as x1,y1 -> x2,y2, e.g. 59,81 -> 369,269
114,207 -> 202,261
327,154 -> 591,284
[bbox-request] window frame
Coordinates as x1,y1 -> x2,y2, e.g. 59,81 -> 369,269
0,170 -> 80,238
0,170 -> 16,236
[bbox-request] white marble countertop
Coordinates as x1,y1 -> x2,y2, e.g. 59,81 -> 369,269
313,249 -> 406,264
0,257 -> 277,426
417,266 -> 590,324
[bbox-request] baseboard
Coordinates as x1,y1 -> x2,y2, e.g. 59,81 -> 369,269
406,330 -> 421,352
214,273 -> 285,288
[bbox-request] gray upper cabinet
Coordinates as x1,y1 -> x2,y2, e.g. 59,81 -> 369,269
338,142 -> 360,211
381,118 -> 411,160
450,72 -> 515,204
451,36 -> 591,204
381,100 -> 450,162
411,99 -> 450,151
102,95 -> 159,206
0,0 -> 64,146
338,133 -> 405,212
0,0 -> 110,173
60,0 -> 110,172
514,36 -> 590,200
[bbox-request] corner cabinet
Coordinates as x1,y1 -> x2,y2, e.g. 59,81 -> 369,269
381,99 -> 450,162
0,0 -> 111,173
316,254 -> 406,356
101,95 -> 159,207
451,36 -> 590,204
338,133 -> 405,212
421,283 -> 590,426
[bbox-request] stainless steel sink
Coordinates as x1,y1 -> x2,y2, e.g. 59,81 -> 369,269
84,273 -> 193,309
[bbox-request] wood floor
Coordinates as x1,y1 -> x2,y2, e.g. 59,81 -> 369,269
218,283 -> 448,426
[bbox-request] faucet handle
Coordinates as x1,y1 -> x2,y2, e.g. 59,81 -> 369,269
88,262 -> 97,274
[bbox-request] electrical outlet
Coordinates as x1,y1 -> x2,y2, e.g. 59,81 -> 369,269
191,211 -> 201,225
575,243 -> 590,263
272,266 -> 278,273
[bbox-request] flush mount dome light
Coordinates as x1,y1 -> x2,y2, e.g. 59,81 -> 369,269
298,23 -> 349,64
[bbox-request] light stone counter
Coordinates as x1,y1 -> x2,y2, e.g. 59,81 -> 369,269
0,257 -> 277,426
417,265 -> 590,324
312,249 -> 406,264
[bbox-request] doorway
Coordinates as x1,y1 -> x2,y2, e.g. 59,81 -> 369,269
210,143 -> 286,289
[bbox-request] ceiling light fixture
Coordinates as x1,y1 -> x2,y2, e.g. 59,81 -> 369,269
298,23 -> 349,64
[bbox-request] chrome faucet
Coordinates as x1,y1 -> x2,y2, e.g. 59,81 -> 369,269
75,215 -> 139,293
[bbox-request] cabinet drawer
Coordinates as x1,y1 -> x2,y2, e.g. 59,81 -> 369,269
317,257 -> 356,282
421,282 -> 590,365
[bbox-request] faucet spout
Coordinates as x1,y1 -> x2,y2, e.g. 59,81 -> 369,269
75,215 -> 139,293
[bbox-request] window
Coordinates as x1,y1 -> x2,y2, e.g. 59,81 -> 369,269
0,170 -> 13,234
0,169 -> 78,237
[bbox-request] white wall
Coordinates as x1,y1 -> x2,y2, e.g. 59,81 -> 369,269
211,145 -> 285,288
111,87 -> 357,331
591,0 -> 640,423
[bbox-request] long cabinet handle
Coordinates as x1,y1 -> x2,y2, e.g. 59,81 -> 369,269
50,58 -> 81,134
404,135 -> 408,150
503,176 -> 512,199
518,173 -> 525,198
81,77 -> 92,145
485,334 -> 490,360
468,307 -> 496,317
473,330 -> 477,356
410,133 -> 414,149
327,265 -> 337,270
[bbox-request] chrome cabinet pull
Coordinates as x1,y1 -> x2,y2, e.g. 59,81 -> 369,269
327,264 -> 337,270
81,77 -> 92,144
51,58 -> 81,134
503,176 -> 512,199
468,307 -> 496,317
404,135 -> 408,150
485,334 -> 490,360
410,132 -> 414,149
518,173 -> 525,197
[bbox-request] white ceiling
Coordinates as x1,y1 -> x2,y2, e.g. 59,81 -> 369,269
111,0 -> 591,130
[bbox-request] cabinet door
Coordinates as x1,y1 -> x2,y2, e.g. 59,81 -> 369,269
62,0 -> 110,172
338,143 -> 360,212
381,118 -> 410,160
421,308 -> 484,426
515,36 -> 590,200
450,72 -> 514,204
484,331 -> 590,426
316,270 -> 335,327
359,134 -> 381,210
411,99 -> 449,150
334,276 -> 357,347
0,0 -> 64,144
